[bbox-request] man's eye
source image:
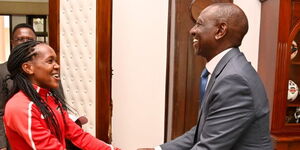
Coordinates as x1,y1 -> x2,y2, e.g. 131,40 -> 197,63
15,38 -> 34,42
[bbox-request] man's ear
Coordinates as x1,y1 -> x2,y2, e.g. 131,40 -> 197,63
215,22 -> 227,40
22,62 -> 34,75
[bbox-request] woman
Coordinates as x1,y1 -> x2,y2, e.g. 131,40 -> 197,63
3,41 -> 119,150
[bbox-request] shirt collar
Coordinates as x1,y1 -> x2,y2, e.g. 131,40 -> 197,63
206,48 -> 232,74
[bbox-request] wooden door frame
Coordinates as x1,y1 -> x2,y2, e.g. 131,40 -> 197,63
49,0 -> 112,143
96,0 -> 112,143
48,0 -> 59,58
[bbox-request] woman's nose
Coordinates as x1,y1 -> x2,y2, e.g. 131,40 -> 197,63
54,62 -> 60,69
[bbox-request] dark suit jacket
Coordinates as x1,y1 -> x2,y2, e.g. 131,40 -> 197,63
0,62 -> 11,148
161,48 -> 273,150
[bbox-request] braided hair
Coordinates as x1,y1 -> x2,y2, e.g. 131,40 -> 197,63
3,40 -> 67,142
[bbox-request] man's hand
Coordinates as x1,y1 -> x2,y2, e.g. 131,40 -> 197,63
137,148 -> 154,150
0,148 -> 7,150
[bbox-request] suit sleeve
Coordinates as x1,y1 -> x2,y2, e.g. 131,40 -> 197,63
160,126 -> 196,150
0,72 -> 8,148
191,74 -> 255,150
63,111 -> 119,150
0,116 -> 7,149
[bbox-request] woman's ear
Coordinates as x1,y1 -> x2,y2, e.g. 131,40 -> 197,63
22,62 -> 34,75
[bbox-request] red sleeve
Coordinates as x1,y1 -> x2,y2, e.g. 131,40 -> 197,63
7,101 -> 65,150
64,111 -> 120,150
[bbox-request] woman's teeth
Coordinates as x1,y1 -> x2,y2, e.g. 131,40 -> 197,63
52,74 -> 59,79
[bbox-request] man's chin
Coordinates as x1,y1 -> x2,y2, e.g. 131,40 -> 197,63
194,49 -> 203,56
193,48 -> 199,55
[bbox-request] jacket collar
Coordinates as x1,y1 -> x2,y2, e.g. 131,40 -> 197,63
32,84 -> 50,97
202,48 -> 241,104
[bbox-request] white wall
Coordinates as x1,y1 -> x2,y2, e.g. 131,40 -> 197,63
112,0 -> 168,149
234,0 -> 261,70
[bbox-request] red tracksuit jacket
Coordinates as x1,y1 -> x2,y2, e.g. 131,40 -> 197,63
4,86 -> 118,150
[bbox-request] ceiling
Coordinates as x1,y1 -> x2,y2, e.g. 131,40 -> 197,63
0,0 -> 48,2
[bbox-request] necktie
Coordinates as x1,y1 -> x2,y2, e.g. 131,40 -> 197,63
200,68 -> 210,104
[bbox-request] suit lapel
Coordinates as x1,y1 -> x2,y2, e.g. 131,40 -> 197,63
202,48 -> 240,106
194,48 -> 241,143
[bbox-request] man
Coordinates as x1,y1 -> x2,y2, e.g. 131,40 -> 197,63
10,24 -> 36,48
139,3 -> 272,150
0,23 -> 37,150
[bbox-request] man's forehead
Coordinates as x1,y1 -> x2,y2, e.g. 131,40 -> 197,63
13,28 -> 36,40
198,6 -> 219,21
14,28 -> 34,35
197,12 -> 210,22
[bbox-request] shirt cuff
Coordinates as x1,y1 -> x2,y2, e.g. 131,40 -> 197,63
154,146 -> 162,150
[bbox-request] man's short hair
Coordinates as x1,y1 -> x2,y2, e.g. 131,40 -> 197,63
11,23 -> 36,38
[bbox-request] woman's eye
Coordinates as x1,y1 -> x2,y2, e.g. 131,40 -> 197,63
48,59 -> 53,63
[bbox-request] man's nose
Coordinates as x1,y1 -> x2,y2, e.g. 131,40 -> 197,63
189,26 -> 196,36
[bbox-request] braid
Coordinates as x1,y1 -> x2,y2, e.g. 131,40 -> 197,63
4,41 -> 66,142
51,88 -> 68,125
